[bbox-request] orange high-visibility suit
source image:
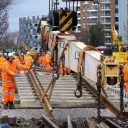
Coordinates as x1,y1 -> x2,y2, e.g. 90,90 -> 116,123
59,63 -> 63,74
13,55 -> 21,73
123,62 -> 128,92
38,55 -> 46,70
45,53 -> 51,72
0,56 -> 6,76
18,55 -> 24,64
24,55 -> 34,73
59,62 -> 68,75
2,61 -> 17,105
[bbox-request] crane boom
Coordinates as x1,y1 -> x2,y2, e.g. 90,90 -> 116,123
111,27 -> 123,52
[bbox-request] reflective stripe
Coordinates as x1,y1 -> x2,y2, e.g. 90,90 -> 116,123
2,80 -> 15,83
2,91 -> 8,94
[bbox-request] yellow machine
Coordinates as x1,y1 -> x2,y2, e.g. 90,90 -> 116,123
110,27 -> 127,64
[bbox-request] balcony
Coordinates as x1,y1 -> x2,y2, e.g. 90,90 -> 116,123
101,0 -> 110,4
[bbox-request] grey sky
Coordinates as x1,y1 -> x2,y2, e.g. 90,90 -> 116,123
9,0 -> 49,32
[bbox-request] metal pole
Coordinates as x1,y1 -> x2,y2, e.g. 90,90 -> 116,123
73,1 -> 74,11
66,0 -> 67,8
49,0 -> 50,14
51,0 -> 53,10
69,1 -> 70,9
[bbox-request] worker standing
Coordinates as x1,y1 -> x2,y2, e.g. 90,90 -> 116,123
38,52 -> 46,71
18,53 -> 24,64
123,59 -> 128,92
24,51 -> 34,73
45,51 -> 51,72
2,53 -> 18,109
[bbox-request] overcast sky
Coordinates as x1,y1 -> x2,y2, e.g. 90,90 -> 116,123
9,0 -> 66,32
9,0 -> 49,32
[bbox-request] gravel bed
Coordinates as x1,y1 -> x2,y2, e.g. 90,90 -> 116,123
1,108 -> 128,128
1,108 -> 115,119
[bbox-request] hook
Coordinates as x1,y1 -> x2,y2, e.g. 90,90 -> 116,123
74,88 -> 82,98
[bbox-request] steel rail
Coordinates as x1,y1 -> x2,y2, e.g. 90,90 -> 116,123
29,69 -> 53,117
82,76 -> 124,119
105,119 -> 122,128
67,115 -> 73,128
42,115 -> 59,128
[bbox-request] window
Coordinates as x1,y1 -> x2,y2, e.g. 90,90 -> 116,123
115,8 -> 118,13
93,5 -> 98,10
115,0 -> 118,5
115,17 -> 118,22
91,12 -> 98,17
78,26 -> 81,31
115,25 -> 119,30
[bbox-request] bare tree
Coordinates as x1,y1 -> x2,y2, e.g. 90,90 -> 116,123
0,11 -> 8,41
0,0 -> 15,44
0,0 -> 14,11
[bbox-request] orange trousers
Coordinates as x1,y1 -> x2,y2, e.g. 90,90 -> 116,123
59,64 -> 68,75
2,85 -> 15,105
46,63 -> 51,72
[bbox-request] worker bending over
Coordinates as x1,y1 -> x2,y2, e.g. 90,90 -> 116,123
38,52 -> 46,71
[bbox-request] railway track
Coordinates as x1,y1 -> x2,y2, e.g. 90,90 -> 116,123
15,67 -> 98,108
12,66 -> 128,118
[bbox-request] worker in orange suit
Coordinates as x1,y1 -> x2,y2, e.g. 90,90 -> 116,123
23,51 -> 34,73
13,52 -> 21,73
38,52 -> 46,71
59,62 -> 68,75
123,59 -> 128,92
0,53 -> 6,76
45,51 -> 51,72
18,53 -> 24,64
59,62 -> 63,75
2,53 -> 18,109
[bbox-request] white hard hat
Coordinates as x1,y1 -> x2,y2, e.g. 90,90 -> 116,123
12,52 -> 15,55
101,51 -> 104,54
4,53 -> 7,56
27,51 -> 30,55
47,51 -> 51,55
8,53 -> 14,57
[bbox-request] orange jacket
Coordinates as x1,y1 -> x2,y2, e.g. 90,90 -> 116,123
38,56 -> 46,65
0,56 -> 6,75
19,55 -> 24,64
123,63 -> 128,82
2,61 -> 17,88
24,55 -> 34,69
13,55 -> 21,67
45,53 -> 51,64
38,56 -> 42,64
13,55 -> 29,72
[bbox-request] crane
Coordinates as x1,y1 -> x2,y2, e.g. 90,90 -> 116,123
111,27 -> 123,52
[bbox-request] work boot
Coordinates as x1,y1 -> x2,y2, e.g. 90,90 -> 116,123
3,103 -> 8,109
8,101 -> 15,109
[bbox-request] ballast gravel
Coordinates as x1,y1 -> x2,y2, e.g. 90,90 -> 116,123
1,108 -> 115,120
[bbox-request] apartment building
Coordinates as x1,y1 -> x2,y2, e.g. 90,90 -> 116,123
80,0 -> 127,43
19,16 -> 47,48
